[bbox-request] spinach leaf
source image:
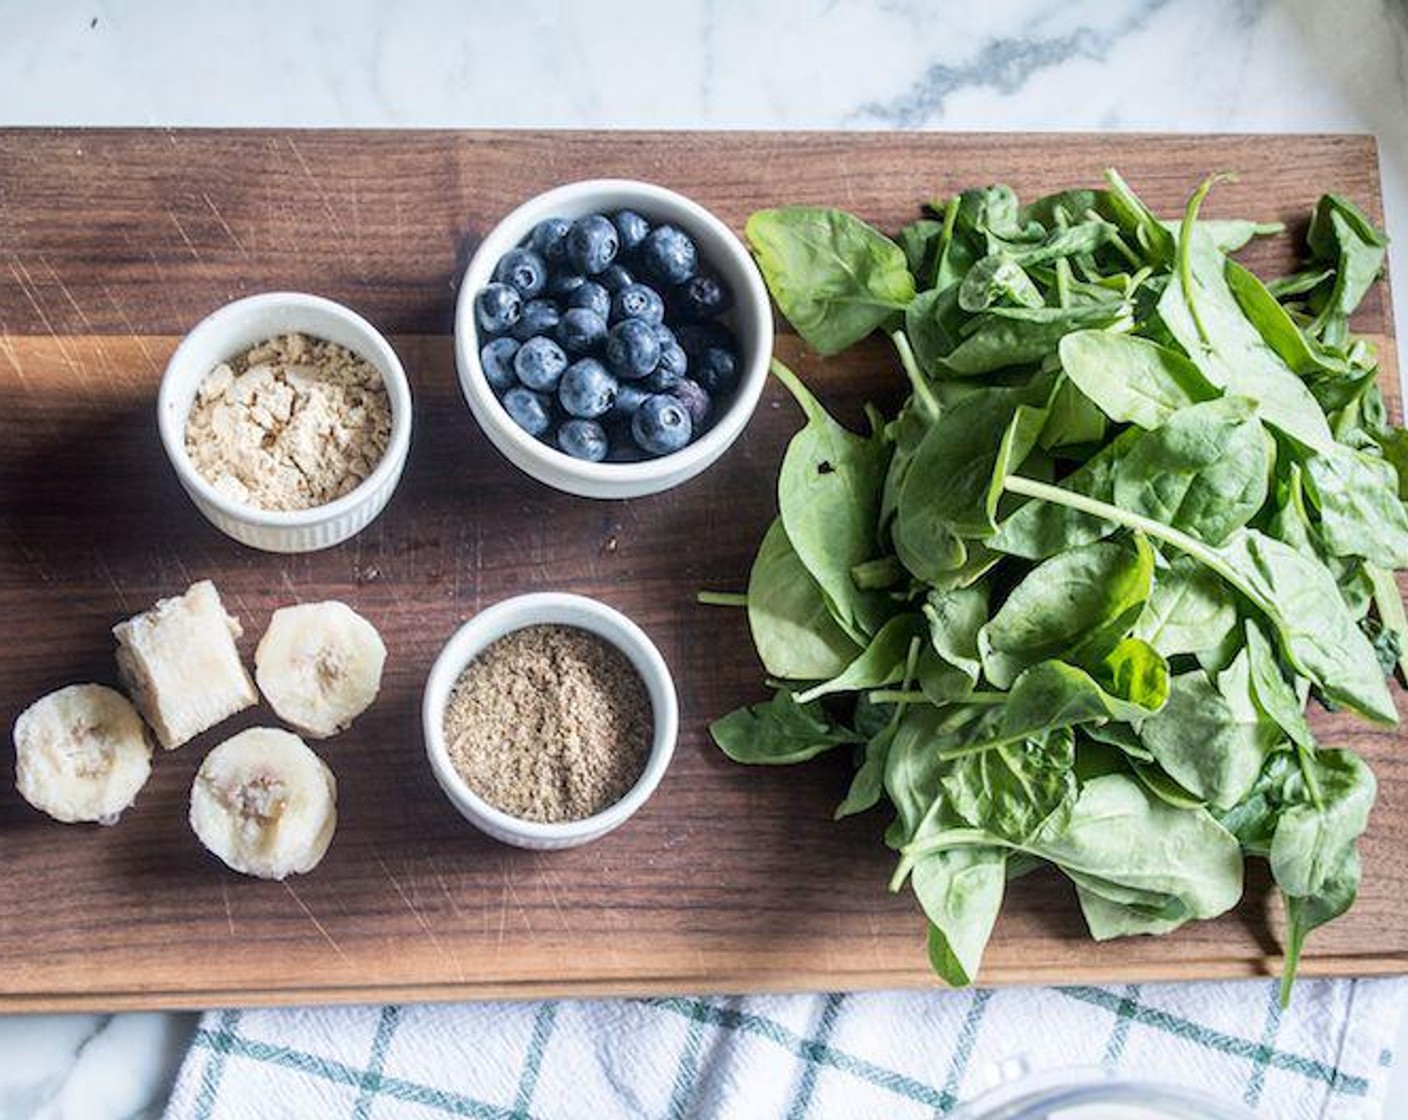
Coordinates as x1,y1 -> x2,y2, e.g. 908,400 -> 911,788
898,217 -> 945,286
773,360 -> 893,642
923,585 -> 987,683
1158,218 -> 1334,453
1134,554 -> 1238,657
746,518 -> 860,680
958,254 -> 1044,312
1058,330 -> 1218,430
794,613 -> 922,704
990,430 -> 1137,560
1039,374 -> 1109,450
1306,194 -> 1388,344
916,848 -> 1008,987
1104,169 -> 1176,265
1112,397 -> 1273,546
710,689 -> 860,765
1243,619 -> 1315,752
1269,748 -> 1375,898
1077,886 -> 1189,939
943,303 -> 1130,377
1031,774 -> 1243,921
1280,850 -> 1360,1005
746,207 -> 916,355
1302,443 -> 1408,569
979,535 -> 1155,688
1137,666 -> 1278,810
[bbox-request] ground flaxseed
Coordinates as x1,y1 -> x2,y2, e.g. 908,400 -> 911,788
443,624 -> 652,823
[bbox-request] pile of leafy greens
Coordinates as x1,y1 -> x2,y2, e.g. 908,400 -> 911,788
708,170 -> 1401,1004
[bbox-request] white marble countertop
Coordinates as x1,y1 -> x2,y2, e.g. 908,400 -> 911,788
2,0 -> 1407,1116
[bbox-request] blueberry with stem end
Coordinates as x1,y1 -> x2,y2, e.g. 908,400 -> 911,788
557,419 -> 610,462
502,386 -> 553,437
526,218 -> 571,266
493,247 -> 548,299
605,319 -> 662,380
479,337 -> 520,392
566,214 -> 619,275
632,393 -> 694,456
612,210 -> 651,256
611,283 -> 666,326
475,283 -> 522,335
557,307 -> 608,355
567,280 -> 611,319
514,336 -> 569,391
558,358 -> 618,419
511,298 -> 561,342
638,224 -> 697,286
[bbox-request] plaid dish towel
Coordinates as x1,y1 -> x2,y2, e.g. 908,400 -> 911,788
165,979 -> 1406,1119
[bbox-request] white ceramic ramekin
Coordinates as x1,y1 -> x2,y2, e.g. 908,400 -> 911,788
422,592 -> 679,850
454,179 -> 773,499
157,292 -> 413,553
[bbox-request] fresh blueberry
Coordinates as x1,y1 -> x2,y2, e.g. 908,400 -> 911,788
657,341 -> 688,379
611,283 -> 666,325
493,247 -> 548,299
479,337 -> 520,392
632,393 -> 694,456
557,419 -> 610,462
502,386 -> 553,437
693,345 -> 739,396
673,272 -> 733,321
475,283 -> 523,335
605,318 -> 661,380
653,322 -> 677,350
608,381 -> 652,420
673,320 -> 736,360
645,343 -> 687,392
558,358 -> 618,419
566,214 -> 619,275
526,217 -> 571,266
547,271 -> 588,300
557,308 -> 608,354
514,336 -> 569,391
567,280 -> 611,319
598,264 -> 634,294
672,379 -> 712,429
612,210 -> 651,255
639,224 -> 697,286
511,298 -> 561,342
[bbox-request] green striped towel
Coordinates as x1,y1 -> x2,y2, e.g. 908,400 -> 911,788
165,978 -> 1405,1118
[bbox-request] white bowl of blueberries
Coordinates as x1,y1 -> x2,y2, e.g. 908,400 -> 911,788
454,180 -> 773,499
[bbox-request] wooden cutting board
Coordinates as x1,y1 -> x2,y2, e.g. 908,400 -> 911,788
0,130 -> 1402,1013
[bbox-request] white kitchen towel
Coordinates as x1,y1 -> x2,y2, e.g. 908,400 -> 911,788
164,978 -> 1406,1120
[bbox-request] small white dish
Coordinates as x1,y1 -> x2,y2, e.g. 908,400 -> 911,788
157,291 -> 413,553
454,179 -> 773,499
422,592 -> 678,850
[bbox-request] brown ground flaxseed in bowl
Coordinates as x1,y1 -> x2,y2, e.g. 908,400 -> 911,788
442,624 -> 653,824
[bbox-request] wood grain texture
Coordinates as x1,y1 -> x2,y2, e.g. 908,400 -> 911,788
0,130 -> 1402,1013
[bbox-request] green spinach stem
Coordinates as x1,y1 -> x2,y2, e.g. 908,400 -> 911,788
890,331 -> 941,420
697,591 -> 748,608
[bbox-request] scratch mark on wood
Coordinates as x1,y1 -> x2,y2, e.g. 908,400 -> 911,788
8,257 -> 91,396
279,570 -> 300,602
504,876 -> 535,936
377,855 -> 462,978
538,866 -> 571,933
98,282 -> 161,374
93,550 -> 131,612
201,191 -> 250,258
283,881 -> 350,964
0,333 -> 29,390
166,208 -> 202,262
426,856 -> 468,922
221,883 -> 236,938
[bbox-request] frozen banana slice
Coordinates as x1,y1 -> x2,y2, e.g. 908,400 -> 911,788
13,683 -> 153,824
255,601 -> 386,739
190,727 -> 337,880
114,580 -> 256,749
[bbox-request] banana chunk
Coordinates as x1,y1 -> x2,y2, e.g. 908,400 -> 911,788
190,727 -> 337,880
114,580 -> 257,750
13,684 -> 153,824
255,601 -> 386,739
